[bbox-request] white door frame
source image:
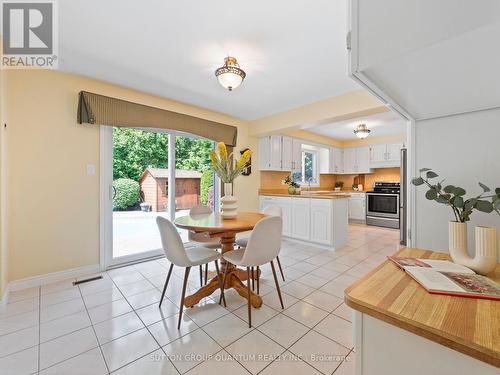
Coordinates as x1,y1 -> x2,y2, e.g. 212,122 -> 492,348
100,126 -> 220,269
348,0 -> 416,246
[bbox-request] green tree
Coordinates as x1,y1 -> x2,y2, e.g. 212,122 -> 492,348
113,128 -> 168,181
112,128 -> 215,182
200,169 -> 214,205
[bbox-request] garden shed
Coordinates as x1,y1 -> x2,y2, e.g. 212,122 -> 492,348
139,168 -> 202,211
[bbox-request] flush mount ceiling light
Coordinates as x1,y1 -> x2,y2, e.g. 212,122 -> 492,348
215,56 -> 246,91
354,123 -> 371,139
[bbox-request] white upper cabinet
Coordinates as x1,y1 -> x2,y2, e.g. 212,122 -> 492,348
292,139 -> 302,172
369,143 -> 404,168
369,144 -> 387,164
356,146 -> 371,173
343,148 -> 356,174
343,147 -> 372,174
332,147 -> 344,174
386,143 -> 404,163
259,135 -> 289,171
281,136 -> 293,171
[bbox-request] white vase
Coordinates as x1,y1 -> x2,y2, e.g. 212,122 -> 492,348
221,183 -> 238,219
448,221 -> 498,275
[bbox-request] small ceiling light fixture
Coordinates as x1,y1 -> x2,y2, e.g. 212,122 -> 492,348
354,123 -> 371,139
215,56 -> 246,91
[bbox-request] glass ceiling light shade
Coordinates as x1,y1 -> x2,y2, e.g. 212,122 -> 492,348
215,56 -> 246,91
354,123 -> 371,139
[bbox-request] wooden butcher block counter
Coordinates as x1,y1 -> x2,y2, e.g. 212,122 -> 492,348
345,247 -> 500,368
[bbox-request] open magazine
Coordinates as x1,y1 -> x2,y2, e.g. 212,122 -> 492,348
388,256 -> 500,301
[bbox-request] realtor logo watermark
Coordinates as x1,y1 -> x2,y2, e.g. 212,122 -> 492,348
1,0 -> 58,68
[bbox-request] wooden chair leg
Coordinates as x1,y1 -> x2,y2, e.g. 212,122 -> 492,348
246,267 -> 252,328
256,266 -> 260,294
276,256 -> 285,282
204,263 -> 208,285
270,261 -> 284,309
218,261 -> 229,307
251,267 -> 255,291
214,260 -> 226,307
178,267 -> 191,329
159,263 -> 173,307
199,265 -> 203,286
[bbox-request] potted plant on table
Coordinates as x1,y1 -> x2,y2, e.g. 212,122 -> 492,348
283,175 -> 300,195
210,143 -> 252,219
412,168 -> 500,274
334,181 -> 344,191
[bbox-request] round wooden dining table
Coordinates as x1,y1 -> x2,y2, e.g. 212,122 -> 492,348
174,211 -> 267,308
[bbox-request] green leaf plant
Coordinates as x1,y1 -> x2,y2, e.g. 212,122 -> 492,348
412,169 -> 500,223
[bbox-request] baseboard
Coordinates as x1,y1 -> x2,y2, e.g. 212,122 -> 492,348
8,264 -> 101,292
0,285 -> 9,312
282,236 -> 336,251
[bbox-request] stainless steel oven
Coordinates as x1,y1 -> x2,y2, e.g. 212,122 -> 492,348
366,182 -> 400,229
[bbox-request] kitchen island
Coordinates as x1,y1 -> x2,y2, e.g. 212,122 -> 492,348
345,247 -> 500,375
259,192 -> 350,249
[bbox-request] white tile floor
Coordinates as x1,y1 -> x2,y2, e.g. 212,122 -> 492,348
0,224 -> 401,375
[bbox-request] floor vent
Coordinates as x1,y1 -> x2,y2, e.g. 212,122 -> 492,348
73,275 -> 103,285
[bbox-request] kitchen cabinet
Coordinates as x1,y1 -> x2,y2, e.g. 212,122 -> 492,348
259,136 -> 282,170
259,196 -> 348,249
343,147 -> 372,174
281,136 -> 293,171
332,147 -> 344,173
310,199 -> 333,245
259,136 -> 302,172
291,198 -> 310,241
343,148 -> 356,174
348,193 -> 366,221
369,143 -> 404,168
292,138 -> 302,172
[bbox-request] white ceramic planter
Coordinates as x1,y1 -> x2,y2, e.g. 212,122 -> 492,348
448,221 -> 498,275
221,183 -> 238,219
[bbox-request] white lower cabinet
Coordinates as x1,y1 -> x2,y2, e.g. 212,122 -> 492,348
348,193 -> 366,221
259,196 -> 348,249
310,200 -> 332,245
291,198 -> 310,241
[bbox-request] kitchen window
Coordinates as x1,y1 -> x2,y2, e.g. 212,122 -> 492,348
293,149 -> 319,186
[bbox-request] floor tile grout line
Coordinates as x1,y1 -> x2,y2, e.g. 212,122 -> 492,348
76,285 -> 111,375
105,267 -> 182,375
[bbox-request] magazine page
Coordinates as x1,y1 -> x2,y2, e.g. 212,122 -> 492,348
439,272 -> 500,298
406,268 -> 464,293
388,256 -> 474,274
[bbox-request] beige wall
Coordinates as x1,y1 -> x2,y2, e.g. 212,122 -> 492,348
4,69 -> 259,282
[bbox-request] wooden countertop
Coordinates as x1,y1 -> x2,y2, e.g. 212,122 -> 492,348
345,247 -> 500,368
259,192 -> 351,199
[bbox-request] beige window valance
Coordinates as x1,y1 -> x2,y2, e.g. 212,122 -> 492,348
77,91 -> 238,146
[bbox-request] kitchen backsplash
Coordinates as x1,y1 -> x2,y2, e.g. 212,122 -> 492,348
335,167 -> 401,190
260,168 -> 400,191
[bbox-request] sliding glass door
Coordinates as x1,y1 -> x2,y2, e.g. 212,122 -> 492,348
101,126 -> 218,267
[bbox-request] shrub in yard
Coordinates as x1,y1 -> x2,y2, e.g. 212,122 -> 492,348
113,178 -> 140,210
200,169 -> 213,205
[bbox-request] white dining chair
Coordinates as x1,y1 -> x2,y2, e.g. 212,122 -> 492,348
221,216 -> 284,327
235,204 -> 285,285
156,216 -> 226,329
188,205 -> 220,286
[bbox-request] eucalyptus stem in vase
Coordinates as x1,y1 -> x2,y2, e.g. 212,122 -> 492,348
412,168 -> 500,274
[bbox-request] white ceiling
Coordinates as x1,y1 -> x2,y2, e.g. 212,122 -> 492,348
58,0 -> 359,120
356,0 -> 500,120
306,111 -> 406,140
